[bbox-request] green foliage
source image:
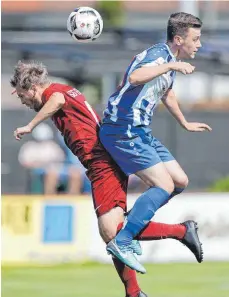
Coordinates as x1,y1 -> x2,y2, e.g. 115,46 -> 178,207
209,176 -> 229,192
96,1 -> 125,28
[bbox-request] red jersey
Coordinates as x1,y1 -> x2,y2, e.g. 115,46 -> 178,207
42,83 -> 128,218
41,83 -> 104,168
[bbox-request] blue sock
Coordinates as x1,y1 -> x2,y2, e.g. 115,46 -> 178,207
116,186 -> 170,246
160,187 -> 185,208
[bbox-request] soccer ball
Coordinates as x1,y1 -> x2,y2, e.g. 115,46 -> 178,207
67,7 -> 103,42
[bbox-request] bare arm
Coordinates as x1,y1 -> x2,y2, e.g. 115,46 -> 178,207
129,62 -> 195,86
28,93 -> 65,130
14,92 -> 65,140
162,89 -> 187,127
162,89 -> 212,132
129,64 -> 171,85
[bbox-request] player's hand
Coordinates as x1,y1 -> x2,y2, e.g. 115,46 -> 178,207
169,62 -> 195,75
14,125 -> 32,140
183,122 -> 212,132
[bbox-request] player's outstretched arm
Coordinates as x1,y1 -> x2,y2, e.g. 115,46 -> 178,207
162,89 -> 212,132
129,62 -> 195,86
129,64 -> 171,85
14,92 -> 65,141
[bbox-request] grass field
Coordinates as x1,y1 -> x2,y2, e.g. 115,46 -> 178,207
2,262 -> 229,297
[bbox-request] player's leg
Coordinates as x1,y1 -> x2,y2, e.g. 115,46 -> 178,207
115,162 -> 175,247
116,219 -> 203,263
99,131 -> 177,272
163,159 -> 188,195
98,206 -> 125,243
108,162 -> 175,273
152,138 -> 203,262
107,134 -> 203,268
153,137 -> 188,202
89,159 -> 143,296
98,207 -> 141,297
97,206 -> 142,297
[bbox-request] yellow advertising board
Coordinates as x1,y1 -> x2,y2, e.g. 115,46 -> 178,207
2,198 -> 34,235
1,195 -> 93,265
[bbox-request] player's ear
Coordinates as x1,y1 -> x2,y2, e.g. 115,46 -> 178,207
174,35 -> 183,46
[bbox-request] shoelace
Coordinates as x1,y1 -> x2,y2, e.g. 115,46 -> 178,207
118,244 -> 133,253
130,241 -> 140,250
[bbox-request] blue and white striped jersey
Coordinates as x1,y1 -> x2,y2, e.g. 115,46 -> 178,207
103,43 -> 176,128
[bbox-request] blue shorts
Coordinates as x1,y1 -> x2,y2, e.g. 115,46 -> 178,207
99,125 -> 175,176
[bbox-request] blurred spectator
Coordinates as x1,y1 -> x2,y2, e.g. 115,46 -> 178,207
55,132 -> 91,195
18,123 -> 91,195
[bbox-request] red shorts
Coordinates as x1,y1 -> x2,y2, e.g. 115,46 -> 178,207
86,154 -> 128,217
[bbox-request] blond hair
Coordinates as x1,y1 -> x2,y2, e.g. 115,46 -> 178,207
10,60 -> 50,90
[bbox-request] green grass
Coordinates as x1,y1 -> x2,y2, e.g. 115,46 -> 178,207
2,262 -> 229,297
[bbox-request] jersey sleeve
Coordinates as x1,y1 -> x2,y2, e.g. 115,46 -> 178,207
41,91 -> 53,104
41,89 -> 67,108
168,71 -> 176,89
132,47 -> 169,72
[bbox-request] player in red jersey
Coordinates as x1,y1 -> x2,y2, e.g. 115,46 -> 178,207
12,61 -> 202,297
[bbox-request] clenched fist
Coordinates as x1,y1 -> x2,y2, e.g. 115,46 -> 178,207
14,125 -> 32,140
169,62 -> 195,75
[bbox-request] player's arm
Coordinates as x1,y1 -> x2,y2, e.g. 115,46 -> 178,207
14,92 -> 65,140
129,63 -> 171,85
162,89 -> 212,132
129,62 -> 195,86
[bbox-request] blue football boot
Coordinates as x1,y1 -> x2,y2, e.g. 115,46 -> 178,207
130,240 -> 142,256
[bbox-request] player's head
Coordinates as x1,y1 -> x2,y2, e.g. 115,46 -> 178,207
167,12 -> 202,59
10,61 -> 50,111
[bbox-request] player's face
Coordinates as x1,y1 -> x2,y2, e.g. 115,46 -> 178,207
15,86 -> 42,112
177,28 -> 202,59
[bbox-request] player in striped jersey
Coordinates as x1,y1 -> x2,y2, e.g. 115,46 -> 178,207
100,12 -> 211,272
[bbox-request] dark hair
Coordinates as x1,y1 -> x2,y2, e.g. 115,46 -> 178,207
167,12 -> 202,42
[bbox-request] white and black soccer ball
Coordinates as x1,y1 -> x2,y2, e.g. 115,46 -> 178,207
67,7 -> 103,42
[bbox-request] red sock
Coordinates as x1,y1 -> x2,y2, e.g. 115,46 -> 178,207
112,257 -> 140,297
112,221 -> 186,297
117,221 -> 186,240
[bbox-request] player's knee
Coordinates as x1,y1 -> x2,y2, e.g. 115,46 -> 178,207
98,219 -> 118,243
175,174 -> 189,189
98,207 -> 125,243
99,227 -> 116,243
157,175 -> 175,194
147,178 -> 174,194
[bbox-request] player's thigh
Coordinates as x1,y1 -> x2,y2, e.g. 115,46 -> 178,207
151,136 -> 188,188
100,128 -> 165,176
98,206 -> 125,243
135,162 -> 174,194
152,136 -> 175,164
163,160 -> 189,189
88,155 -> 128,243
